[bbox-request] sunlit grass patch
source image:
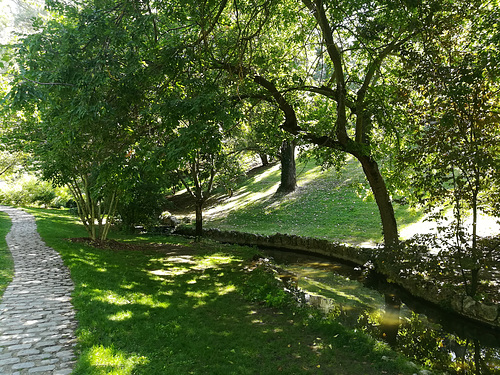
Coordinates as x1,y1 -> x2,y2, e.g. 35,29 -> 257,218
77,345 -> 148,375
202,158 -> 425,245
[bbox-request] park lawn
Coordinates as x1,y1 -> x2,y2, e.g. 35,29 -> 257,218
25,207 -> 422,375
193,157 -> 423,245
0,211 -> 13,298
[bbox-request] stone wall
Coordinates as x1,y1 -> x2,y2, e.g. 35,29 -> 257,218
174,226 -> 500,328
175,227 -> 372,266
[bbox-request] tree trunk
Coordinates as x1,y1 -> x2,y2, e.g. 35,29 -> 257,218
356,154 -> 399,246
195,199 -> 204,238
259,153 -> 269,166
277,140 -> 296,194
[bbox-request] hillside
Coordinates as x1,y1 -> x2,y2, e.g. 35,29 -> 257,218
168,157 -> 424,246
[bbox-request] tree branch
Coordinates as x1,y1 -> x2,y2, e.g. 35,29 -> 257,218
23,78 -> 75,87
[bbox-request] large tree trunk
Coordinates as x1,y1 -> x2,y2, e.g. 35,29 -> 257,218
277,140 -> 296,194
356,154 -> 399,245
195,199 -> 204,238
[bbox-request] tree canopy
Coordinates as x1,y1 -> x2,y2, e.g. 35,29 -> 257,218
1,0 -> 499,249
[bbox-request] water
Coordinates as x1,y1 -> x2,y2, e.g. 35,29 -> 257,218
262,248 -> 500,374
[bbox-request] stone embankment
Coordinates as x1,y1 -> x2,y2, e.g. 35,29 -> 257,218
175,226 -> 500,329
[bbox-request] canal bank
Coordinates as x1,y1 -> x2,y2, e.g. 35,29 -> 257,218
175,227 -> 500,330
173,227 -> 500,373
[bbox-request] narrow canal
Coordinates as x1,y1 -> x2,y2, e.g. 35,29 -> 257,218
262,248 -> 500,374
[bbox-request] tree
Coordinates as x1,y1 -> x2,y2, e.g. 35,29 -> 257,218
398,2 -> 500,296
4,0 -> 154,240
276,139 -> 296,194
158,81 -> 241,237
203,0 -> 452,245
237,100 -> 297,193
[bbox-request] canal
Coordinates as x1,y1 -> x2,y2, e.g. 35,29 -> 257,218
262,248 -> 500,374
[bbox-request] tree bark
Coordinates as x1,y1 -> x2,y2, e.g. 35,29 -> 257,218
277,140 -> 296,194
259,153 -> 269,166
356,154 -> 399,245
195,199 -> 204,238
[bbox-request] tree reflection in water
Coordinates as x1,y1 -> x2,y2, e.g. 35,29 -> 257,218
263,248 -> 500,374
359,293 -> 500,374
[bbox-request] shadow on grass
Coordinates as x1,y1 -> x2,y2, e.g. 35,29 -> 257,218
29,208 -> 418,375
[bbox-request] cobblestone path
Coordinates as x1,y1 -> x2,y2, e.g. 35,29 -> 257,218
0,206 -> 77,374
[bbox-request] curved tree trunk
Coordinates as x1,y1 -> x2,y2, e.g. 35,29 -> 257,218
277,140 -> 296,194
356,154 -> 399,245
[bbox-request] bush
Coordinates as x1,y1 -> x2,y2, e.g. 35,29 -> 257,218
0,174 -> 69,208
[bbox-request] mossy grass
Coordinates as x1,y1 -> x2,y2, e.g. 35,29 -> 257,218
24,207 -> 423,374
0,211 -> 13,298
199,157 -> 423,245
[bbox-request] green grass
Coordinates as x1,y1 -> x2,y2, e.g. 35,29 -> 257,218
0,211 -> 13,298
200,157 -> 423,245
24,207 -> 422,375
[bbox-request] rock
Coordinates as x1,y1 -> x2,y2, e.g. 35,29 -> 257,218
462,296 -> 499,322
451,295 -> 464,312
477,303 -> 499,322
463,296 -> 476,312
162,215 -> 180,227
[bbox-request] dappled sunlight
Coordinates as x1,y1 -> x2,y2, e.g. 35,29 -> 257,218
300,277 -> 381,308
201,158 -> 393,244
108,310 -> 133,322
81,345 -> 148,374
149,268 -> 190,277
94,289 -> 170,310
205,162 -> 333,221
96,291 -> 132,306
205,183 -> 280,219
251,163 -> 281,183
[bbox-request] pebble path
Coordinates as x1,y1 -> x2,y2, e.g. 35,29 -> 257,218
0,206 -> 77,374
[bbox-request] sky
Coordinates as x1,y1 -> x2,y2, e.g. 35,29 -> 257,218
0,0 -> 17,43
0,0 -> 46,43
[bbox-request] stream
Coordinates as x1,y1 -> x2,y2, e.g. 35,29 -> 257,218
262,248 -> 500,374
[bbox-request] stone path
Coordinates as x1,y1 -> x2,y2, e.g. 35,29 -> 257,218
0,206 -> 77,374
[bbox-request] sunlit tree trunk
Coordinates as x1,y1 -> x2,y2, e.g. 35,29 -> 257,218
356,154 -> 399,246
67,175 -> 118,241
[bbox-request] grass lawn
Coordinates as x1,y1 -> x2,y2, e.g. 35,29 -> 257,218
23,207 -> 423,375
176,157 -> 423,246
0,211 -> 13,298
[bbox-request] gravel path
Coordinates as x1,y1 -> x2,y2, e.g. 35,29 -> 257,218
0,206 -> 77,374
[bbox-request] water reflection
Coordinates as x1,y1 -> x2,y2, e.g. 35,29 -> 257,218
262,248 -> 500,374
381,294 -> 400,347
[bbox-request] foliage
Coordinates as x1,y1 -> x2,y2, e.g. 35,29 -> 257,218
0,173 -> 70,207
199,0 -> 467,245
398,2 -> 500,296
3,0 -> 157,239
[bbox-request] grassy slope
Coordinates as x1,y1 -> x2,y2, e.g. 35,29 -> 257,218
26,208 -> 422,375
0,211 -> 13,298
177,157 -> 423,245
